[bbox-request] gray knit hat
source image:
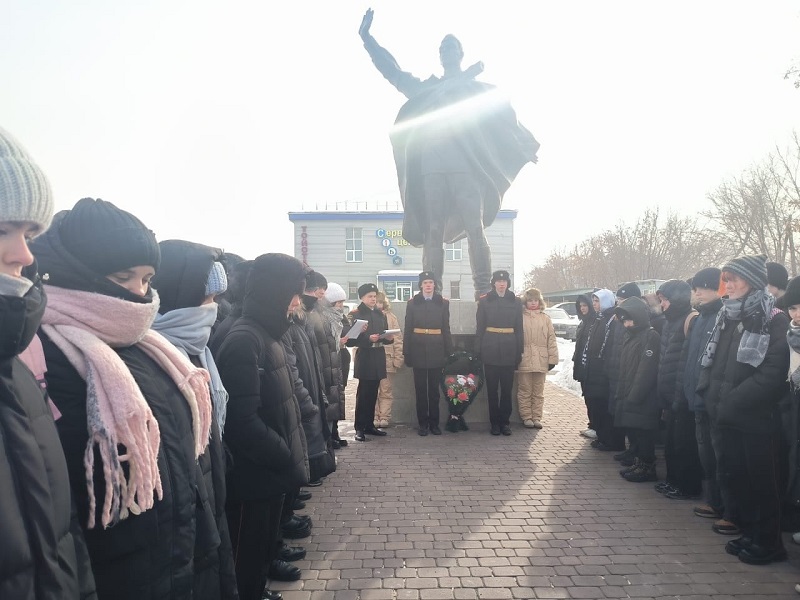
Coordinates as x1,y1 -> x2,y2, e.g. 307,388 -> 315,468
0,127 -> 53,230
721,254 -> 768,291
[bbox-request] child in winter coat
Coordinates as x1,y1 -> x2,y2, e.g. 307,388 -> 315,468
698,254 -> 788,565
31,198 -> 217,599
0,126 -> 96,599
517,288 -> 558,428
612,297 -> 661,482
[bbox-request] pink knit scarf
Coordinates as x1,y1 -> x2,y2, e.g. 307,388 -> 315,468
41,286 -> 212,529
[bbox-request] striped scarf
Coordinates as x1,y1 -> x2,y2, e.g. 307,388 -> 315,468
700,289 -> 774,369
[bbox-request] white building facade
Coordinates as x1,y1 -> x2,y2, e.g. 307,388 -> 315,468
289,209 -> 517,301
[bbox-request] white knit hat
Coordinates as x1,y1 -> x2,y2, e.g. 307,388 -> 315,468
205,261 -> 228,296
324,282 -> 347,303
0,127 -> 53,230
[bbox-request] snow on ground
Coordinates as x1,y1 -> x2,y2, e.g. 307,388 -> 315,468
547,337 -> 582,396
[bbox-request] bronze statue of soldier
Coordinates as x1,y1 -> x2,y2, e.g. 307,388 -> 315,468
359,8 -> 539,299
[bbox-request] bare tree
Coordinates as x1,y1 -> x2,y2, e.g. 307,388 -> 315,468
524,208 -> 734,292
773,130 -> 800,273
705,156 -> 799,271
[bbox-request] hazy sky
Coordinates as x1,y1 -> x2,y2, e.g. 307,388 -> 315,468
2,1 -> 798,275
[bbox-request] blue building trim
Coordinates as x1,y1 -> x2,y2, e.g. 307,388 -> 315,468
288,209 -> 518,222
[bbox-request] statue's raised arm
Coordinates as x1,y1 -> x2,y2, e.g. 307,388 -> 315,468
359,9 -> 427,99
357,8 -> 539,299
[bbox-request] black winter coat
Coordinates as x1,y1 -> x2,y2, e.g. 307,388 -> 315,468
571,294 -> 595,384
680,298 -> 722,413
475,291 -> 523,367
698,302 -> 789,433
785,381 -> 800,507
347,303 -> 391,380
153,239 -> 238,599
604,318 -> 625,413
215,312 -> 310,499
403,293 -> 453,369
0,284 -> 95,599
657,303 -> 693,410
580,310 -> 614,399
43,335 -> 207,600
282,317 -> 335,483
187,356 -> 238,600
305,297 -> 344,422
612,299 -> 661,430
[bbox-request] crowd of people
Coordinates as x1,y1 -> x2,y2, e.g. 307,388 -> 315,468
3,121 -> 797,600
570,259 -> 797,570
0,125 -> 358,600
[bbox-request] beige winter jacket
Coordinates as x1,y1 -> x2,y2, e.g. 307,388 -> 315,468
383,311 -> 404,373
517,308 -> 559,372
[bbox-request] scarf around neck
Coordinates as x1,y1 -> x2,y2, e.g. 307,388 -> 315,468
320,299 -> 345,350
787,322 -> 800,388
700,289 -> 773,369
42,286 -> 212,529
0,272 -> 34,297
152,304 -> 228,436
581,309 -> 613,368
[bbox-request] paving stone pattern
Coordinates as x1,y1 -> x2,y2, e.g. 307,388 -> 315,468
271,382 -> 798,599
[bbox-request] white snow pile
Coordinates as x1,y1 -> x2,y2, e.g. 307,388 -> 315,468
547,337 -> 582,396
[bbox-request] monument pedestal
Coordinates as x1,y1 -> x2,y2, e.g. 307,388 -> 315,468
377,300 -> 520,425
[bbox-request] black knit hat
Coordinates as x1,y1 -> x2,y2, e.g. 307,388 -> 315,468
418,271 -> 436,288
304,269 -> 327,291
766,262 -> 788,291
777,276 -> 800,310
358,282 -> 378,298
491,270 -> 511,285
721,254 -> 768,291
656,279 -> 692,309
692,267 -> 721,291
58,198 -> 160,276
615,282 -> 642,300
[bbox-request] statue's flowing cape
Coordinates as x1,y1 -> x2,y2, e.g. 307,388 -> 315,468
390,77 -> 539,246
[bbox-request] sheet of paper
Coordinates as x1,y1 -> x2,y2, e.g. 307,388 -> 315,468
345,319 -> 369,339
380,329 -> 401,339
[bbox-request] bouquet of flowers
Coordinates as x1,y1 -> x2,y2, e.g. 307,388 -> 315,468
444,374 -> 478,405
440,351 -> 484,433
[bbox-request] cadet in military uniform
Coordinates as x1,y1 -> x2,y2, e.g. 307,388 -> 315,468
404,271 -> 453,435
475,270 -> 524,435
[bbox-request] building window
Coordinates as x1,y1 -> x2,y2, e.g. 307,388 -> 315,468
348,281 -> 359,300
345,227 -> 363,263
450,281 -> 461,300
396,282 -> 413,302
445,240 -> 462,261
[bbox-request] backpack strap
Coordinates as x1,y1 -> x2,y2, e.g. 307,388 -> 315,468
684,310 -> 699,337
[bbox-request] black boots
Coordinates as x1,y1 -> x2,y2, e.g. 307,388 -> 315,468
622,459 -> 657,483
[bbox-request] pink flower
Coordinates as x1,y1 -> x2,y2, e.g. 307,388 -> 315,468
445,376 -> 455,385
447,389 -> 456,398
457,392 -> 468,401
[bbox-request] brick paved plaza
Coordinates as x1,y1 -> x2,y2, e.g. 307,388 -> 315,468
272,382 -> 798,599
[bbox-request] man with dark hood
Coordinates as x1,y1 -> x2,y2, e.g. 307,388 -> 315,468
359,9 -> 539,298
215,253 -> 310,600
655,280 -> 703,501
